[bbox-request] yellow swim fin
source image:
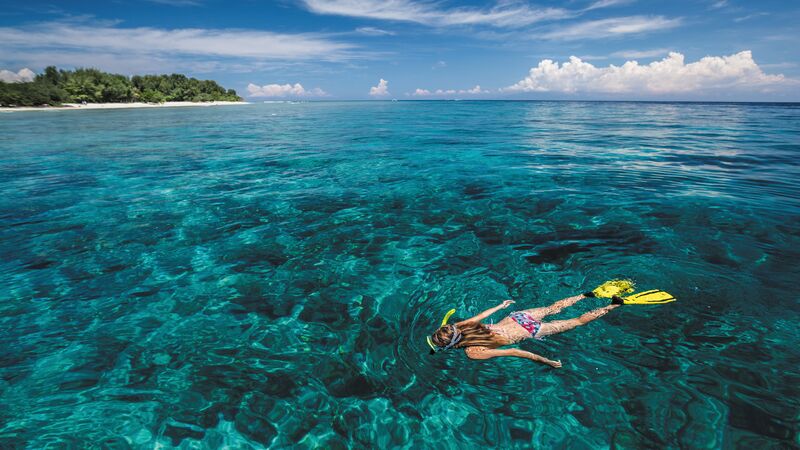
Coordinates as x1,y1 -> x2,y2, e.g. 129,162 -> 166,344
591,279 -> 635,298
622,289 -> 676,305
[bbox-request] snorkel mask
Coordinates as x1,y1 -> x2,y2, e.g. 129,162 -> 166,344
426,309 -> 461,355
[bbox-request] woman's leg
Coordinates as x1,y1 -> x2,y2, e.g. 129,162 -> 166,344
537,304 -> 619,337
523,294 -> 587,320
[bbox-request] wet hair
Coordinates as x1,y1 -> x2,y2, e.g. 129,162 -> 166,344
431,322 -> 500,349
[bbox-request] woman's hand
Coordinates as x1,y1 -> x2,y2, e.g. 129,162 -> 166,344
499,299 -> 515,309
547,359 -> 562,368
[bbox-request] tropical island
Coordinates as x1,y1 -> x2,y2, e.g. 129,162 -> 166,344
0,66 -> 242,108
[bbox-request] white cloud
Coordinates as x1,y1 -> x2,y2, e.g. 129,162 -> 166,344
247,83 -> 327,97
734,13 -> 768,23
0,20 -> 357,63
543,15 -> 681,40
710,0 -> 728,9
503,51 -> 789,94
411,85 -> 488,96
611,48 -> 670,59
355,26 -> 395,36
369,78 -> 390,96
576,55 -> 609,61
464,85 -> 487,94
301,0 -> 572,28
584,0 -> 633,11
0,68 -> 35,83
432,60 -> 447,69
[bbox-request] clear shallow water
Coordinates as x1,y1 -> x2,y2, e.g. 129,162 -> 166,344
0,101 -> 798,448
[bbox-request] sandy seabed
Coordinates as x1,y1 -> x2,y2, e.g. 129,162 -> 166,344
0,101 -> 250,112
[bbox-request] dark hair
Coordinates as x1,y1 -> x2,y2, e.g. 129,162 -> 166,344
431,322 -> 501,349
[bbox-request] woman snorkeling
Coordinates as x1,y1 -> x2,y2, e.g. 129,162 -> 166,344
427,280 -> 675,368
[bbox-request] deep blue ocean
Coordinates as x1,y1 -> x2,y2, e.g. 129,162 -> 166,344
1,101 -> 798,448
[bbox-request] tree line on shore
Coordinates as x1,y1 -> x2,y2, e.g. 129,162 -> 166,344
0,66 -> 241,106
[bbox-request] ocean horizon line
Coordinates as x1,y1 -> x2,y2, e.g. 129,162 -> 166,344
274,99 -> 800,105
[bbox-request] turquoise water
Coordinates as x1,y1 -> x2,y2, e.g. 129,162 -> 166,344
1,101 -> 798,448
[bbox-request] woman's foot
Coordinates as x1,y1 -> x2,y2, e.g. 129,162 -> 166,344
611,295 -> 625,305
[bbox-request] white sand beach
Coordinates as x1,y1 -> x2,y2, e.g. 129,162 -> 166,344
0,101 -> 250,112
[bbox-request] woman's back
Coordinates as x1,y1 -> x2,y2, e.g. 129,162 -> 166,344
485,317 -> 532,345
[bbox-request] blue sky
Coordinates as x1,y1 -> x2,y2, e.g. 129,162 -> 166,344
1,0 -> 798,100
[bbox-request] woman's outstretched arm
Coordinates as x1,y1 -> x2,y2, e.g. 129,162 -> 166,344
465,346 -> 562,368
457,300 -> 515,325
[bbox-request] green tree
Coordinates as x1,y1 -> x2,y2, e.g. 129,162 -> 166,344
140,89 -> 166,103
40,66 -> 61,85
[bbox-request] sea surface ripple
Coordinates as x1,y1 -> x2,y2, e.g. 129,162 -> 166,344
0,101 -> 798,448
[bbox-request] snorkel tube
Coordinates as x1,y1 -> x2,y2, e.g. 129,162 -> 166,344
426,308 -> 457,355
